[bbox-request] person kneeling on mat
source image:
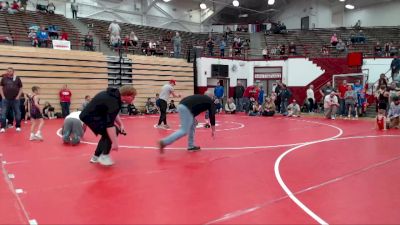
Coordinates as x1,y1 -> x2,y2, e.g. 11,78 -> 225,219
158,92 -> 216,153
62,111 -> 86,145
80,85 -> 137,166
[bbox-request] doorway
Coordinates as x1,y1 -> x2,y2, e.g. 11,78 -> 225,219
207,78 -> 230,103
301,16 -> 310,30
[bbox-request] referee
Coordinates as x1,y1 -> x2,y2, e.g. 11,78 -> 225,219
157,80 -> 181,129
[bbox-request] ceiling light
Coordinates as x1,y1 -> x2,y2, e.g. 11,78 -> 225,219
163,0 -> 171,2
268,0 -> 275,5
200,2 -> 207,9
339,0 -> 345,2
232,0 -> 239,7
345,4 -> 355,9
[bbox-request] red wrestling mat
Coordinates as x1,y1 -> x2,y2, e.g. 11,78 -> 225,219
1,114 -> 400,224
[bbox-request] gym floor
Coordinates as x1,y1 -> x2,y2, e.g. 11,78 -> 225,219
1,114 -> 399,224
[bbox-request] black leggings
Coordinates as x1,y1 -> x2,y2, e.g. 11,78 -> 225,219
94,128 -> 119,157
308,98 -> 316,112
158,99 -> 168,125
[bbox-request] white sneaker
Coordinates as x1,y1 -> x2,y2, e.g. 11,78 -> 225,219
29,133 -> 36,141
35,133 -> 43,141
331,116 -> 336,120
90,156 -> 99,163
16,128 -> 21,132
156,125 -> 164,129
163,124 -> 170,129
98,155 -> 114,166
0,128 -> 5,133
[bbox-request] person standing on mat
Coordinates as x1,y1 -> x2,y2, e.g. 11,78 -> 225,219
80,85 -> 137,166
157,80 -> 181,129
158,92 -> 216,153
62,111 -> 86,145
59,84 -> 72,118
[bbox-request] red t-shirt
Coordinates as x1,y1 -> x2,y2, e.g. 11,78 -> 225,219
244,86 -> 260,99
12,3 -> 19,10
61,33 -> 68,41
338,84 -> 348,98
59,89 -> 72,102
377,116 -> 385,130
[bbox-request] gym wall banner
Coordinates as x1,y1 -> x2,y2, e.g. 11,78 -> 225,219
253,67 -> 282,80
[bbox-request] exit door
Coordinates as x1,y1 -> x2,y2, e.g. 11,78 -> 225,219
301,16 -> 310,30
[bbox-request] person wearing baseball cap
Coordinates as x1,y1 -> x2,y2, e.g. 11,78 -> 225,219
157,80 -> 181,129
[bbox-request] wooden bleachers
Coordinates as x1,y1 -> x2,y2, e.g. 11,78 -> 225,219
0,11 -> 86,50
128,55 -> 194,110
0,45 -> 108,112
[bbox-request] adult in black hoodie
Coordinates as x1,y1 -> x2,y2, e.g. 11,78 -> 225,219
80,86 -> 136,166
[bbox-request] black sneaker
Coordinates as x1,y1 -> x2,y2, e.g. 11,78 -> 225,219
187,146 -> 201,151
204,124 -> 211,128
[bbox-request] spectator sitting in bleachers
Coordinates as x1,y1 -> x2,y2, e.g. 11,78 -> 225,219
354,20 -> 362,30
9,0 -> 19,13
167,100 -> 177,113
145,98 -> 158,114
233,41 -> 241,56
36,2 -> 47,13
60,29 -> 68,41
47,2 -> 55,14
289,42 -> 296,55
36,26 -> 49,47
28,29 -> 38,47
352,30 -> 366,44
287,99 -> 301,117
141,40 -> 149,55
336,39 -> 347,53
129,31 -> 138,47
280,44 -> 286,56
262,97 -> 276,117
0,34 -> 13,44
330,33 -> 338,46
225,97 -> 236,114
321,46 -> 329,55
163,31 -> 172,42
48,25 -> 59,40
108,20 -> 121,37
84,31 -> 94,51
374,42 -> 383,57
149,40 -> 157,56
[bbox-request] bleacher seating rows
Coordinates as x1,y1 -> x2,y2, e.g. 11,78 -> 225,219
80,17 -> 210,57
0,45 -> 108,112
263,27 -> 400,58
129,55 -> 194,109
0,11 -> 88,50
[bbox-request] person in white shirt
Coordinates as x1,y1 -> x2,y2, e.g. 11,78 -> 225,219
324,91 -> 339,119
62,111 -> 86,145
306,85 -> 315,112
287,99 -> 301,117
108,20 -> 121,37
157,80 -> 181,128
225,97 -> 236,114
262,46 -> 268,59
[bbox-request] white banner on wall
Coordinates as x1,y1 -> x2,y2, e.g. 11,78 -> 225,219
52,40 -> 71,50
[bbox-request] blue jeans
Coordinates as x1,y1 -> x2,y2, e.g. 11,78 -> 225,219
1,99 -> 21,129
60,102 -> 70,118
235,98 -> 244,112
280,99 -> 288,114
162,105 -> 196,148
174,44 -> 181,58
339,98 -> 346,116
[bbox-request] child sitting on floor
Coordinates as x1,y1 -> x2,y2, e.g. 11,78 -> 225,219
168,100 -> 178,113
43,101 -> 55,119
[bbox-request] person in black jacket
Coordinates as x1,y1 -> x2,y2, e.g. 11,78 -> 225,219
80,86 -> 137,166
158,92 -> 216,154
234,81 -> 245,112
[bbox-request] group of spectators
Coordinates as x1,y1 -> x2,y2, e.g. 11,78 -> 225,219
107,20 -> 182,57
0,0 -> 27,14
374,42 -> 399,57
262,42 -> 297,59
206,81 -> 299,118
144,94 -> 177,115
28,24 -> 69,47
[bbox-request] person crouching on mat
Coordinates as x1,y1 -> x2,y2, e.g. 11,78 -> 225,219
80,85 -> 137,166
158,92 -> 216,153
62,111 -> 86,145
